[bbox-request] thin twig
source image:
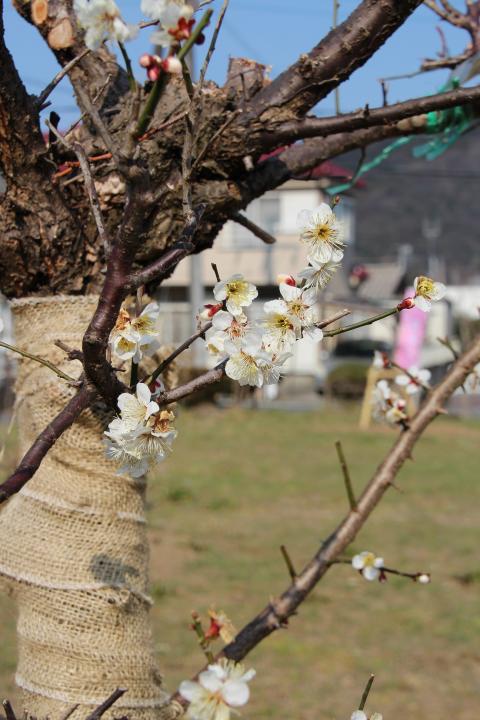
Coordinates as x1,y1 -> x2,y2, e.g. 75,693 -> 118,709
58,705 -> 80,720
280,545 -> 297,580
0,339 -> 77,383
54,340 -> 84,362
147,322 -> 213,386
437,336 -> 460,360
390,360 -> 431,391
335,441 -> 357,511
323,307 -> 400,338
359,675 -> 375,711
211,263 -> 221,283
73,142 -> 111,257
232,212 -> 276,244
197,0 -> 230,89
191,612 -> 215,663
64,74 -> 113,139
85,688 -> 127,720
159,360 -> 227,406
37,48 -> 90,109
2,700 -> 17,720
74,83 -> 121,168
317,308 -> 351,329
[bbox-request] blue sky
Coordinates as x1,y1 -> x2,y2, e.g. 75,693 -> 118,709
3,0 -> 471,127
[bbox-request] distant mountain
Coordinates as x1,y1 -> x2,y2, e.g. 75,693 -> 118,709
338,127 -> 480,282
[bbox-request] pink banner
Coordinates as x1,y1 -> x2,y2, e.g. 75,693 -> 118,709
393,287 -> 428,368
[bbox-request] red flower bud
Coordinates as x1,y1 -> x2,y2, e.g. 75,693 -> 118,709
397,297 -> 415,311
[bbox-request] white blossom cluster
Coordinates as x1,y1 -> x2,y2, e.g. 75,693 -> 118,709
372,379 -> 409,427
203,203 -> 344,388
105,382 -> 177,477
179,659 -> 255,720
371,353 -> 433,426
108,302 -> 161,364
73,0 -> 198,51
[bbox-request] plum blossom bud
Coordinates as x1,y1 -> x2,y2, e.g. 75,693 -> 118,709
139,53 -> 153,68
161,56 -> 182,74
417,573 -> 431,584
276,273 -> 296,287
200,303 -> 223,320
397,297 -> 415,311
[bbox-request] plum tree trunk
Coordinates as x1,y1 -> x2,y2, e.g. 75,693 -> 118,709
0,297 -> 175,719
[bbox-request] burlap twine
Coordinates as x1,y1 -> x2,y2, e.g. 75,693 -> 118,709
0,296 -> 182,720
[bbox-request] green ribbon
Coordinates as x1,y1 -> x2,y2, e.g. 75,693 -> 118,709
326,76 -> 474,195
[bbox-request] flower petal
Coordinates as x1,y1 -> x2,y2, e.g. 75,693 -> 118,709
222,680 -> 250,707
179,680 -> 204,703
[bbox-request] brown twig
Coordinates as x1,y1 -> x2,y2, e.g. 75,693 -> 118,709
164,333 -> 479,669
2,700 -> 17,720
317,308 -> 351,329
335,441 -> 357,511
232,212 -> 276,245
72,142 -> 111,256
359,674 -> 375,711
147,322 -> 213,386
0,339 -> 77,383
54,340 -> 84,362
262,84 -> 480,145
0,384 -> 95,505
37,48 -> 90,109
159,361 -> 227,406
280,545 -> 297,581
85,688 -> 127,720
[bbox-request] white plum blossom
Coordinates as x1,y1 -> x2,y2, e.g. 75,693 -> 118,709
214,275 -> 258,316
142,0 -> 196,22
372,380 -> 408,427
109,303 -> 160,363
372,350 -> 389,369
352,551 -> 385,582
297,203 -> 344,264
413,275 -> 446,312
298,258 -> 340,291
225,336 -> 288,388
264,284 -> 323,343
261,309 -> 297,354
73,0 -> 137,50
117,383 -> 159,429
143,0 -> 197,46
179,658 -> 255,720
105,383 -> 177,478
351,712 -> 383,720
204,311 -> 261,358
395,366 -> 431,394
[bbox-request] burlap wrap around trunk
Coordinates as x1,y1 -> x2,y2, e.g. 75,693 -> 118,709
0,297 -> 176,720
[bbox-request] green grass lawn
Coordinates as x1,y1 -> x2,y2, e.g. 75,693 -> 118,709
1,404 -> 480,719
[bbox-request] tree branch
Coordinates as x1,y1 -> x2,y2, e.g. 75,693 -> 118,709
242,0 -> 423,119
232,212 -> 276,245
261,84 -> 480,145
217,333 -> 480,661
0,384 -> 95,505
